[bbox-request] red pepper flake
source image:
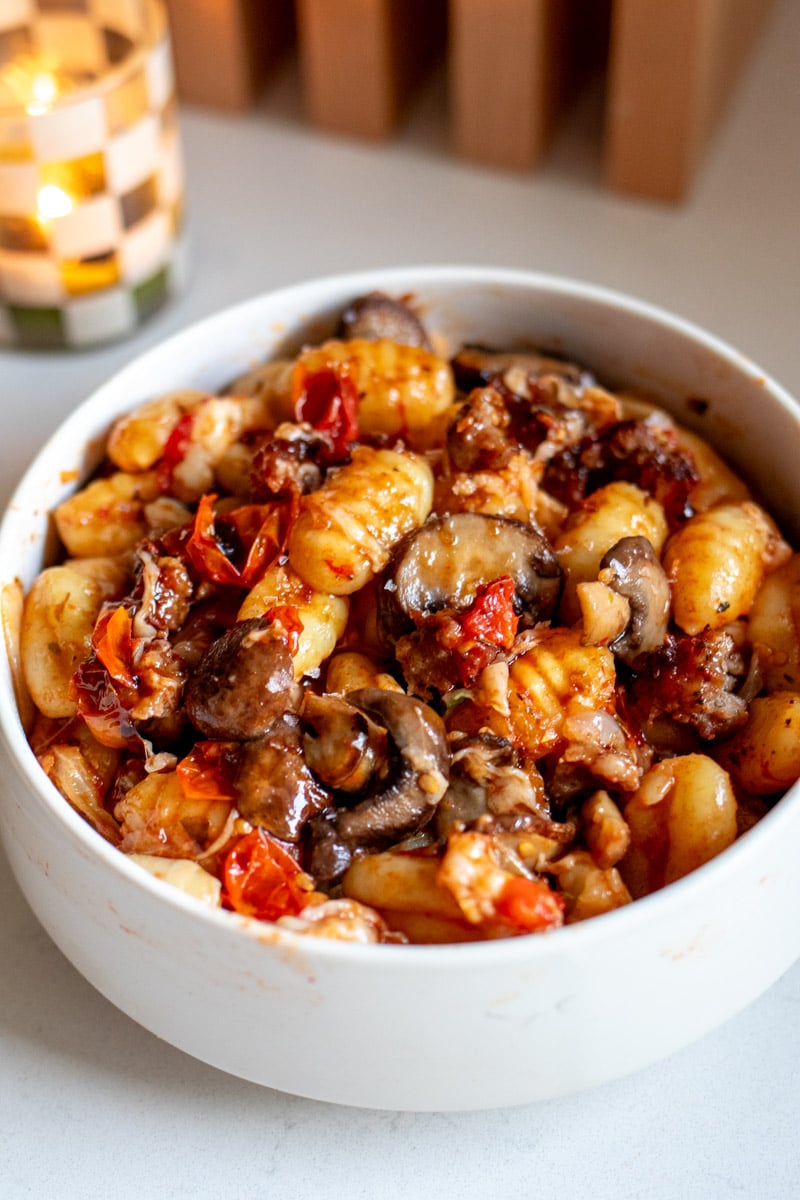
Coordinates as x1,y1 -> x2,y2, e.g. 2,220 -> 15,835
293,365 -> 359,464
324,558 -> 354,581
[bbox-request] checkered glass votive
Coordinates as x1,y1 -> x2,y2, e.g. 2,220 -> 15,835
0,0 -> 186,349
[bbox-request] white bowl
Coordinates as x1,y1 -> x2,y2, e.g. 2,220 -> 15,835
1,266 -> 798,1111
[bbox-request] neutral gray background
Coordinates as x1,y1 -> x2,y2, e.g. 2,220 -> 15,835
1,2 -> 799,1196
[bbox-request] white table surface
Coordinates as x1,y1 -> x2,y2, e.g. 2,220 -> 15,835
1,4 -> 799,1197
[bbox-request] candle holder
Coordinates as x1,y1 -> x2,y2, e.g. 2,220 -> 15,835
0,0 -> 186,349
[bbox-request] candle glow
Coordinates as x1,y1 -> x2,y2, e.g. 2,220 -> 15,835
37,185 -> 74,221
26,71 -> 60,115
0,55 -> 65,113
0,0 -> 183,349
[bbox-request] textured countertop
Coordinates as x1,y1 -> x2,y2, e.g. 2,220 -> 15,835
1,2 -> 799,1196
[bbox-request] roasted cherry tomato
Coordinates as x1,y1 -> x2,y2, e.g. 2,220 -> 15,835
293,366 -> 359,464
494,875 -> 565,933
177,740 -> 239,803
156,410 -> 195,494
186,495 -> 283,588
222,829 -> 311,921
459,576 -> 518,651
427,575 -> 520,687
93,604 -> 136,688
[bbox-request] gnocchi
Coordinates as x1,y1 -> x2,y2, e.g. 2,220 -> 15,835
287,445 -> 433,595
21,558 -> 127,717
507,626 -> 617,758
719,693 -> 800,794
747,553 -> 800,691
293,337 -> 454,449
238,562 -> 349,679
15,291 -> 799,943
555,481 -> 668,623
55,471 -> 159,557
621,755 -> 738,896
663,501 -> 790,635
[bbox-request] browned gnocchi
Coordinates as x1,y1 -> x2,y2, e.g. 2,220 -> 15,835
17,292 -> 799,945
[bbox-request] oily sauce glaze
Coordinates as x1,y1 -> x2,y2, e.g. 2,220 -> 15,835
18,292 -> 800,944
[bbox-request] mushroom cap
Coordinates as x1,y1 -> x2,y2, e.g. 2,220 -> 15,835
599,536 -> 671,662
184,617 -> 299,741
302,691 -> 388,794
379,512 -> 561,644
338,291 -> 431,349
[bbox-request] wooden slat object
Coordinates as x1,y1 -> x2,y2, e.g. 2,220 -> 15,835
296,0 -> 447,140
163,0 -> 775,204
166,0 -> 295,111
605,0 -> 775,201
449,0 -> 581,171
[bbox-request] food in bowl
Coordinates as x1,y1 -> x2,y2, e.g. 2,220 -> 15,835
2,267 -> 799,1110
13,289 -> 800,947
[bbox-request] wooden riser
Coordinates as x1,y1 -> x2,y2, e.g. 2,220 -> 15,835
166,0 -> 775,201
166,0 -> 295,111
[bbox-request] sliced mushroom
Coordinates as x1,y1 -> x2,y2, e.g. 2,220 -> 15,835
236,715 -> 329,842
338,291 -> 431,349
306,688 -> 449,881
451,346 -> 590,392
184,617 -> 300,740
576,580 -> 631,648
379,513 -> 561,643
302,692 -> 388,793
599,536 -> 671,663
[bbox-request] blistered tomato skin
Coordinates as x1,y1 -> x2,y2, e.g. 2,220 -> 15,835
222,830 -> 313,922
293,365 -> 359,464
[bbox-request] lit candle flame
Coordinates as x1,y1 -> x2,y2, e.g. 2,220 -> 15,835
27,71 -> 59,115
0,55 -> 65,113
37,185 -> 73,221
